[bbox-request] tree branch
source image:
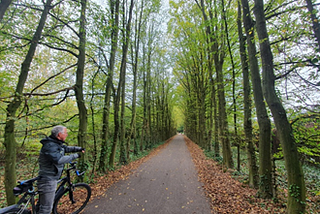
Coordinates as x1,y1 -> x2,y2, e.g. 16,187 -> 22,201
29,63 -> 77,95
23,86 -> 75,97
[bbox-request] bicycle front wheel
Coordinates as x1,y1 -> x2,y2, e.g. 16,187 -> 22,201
52,183 -> 91,214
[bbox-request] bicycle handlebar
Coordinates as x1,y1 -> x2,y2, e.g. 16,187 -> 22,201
19,176 -> 39,185
14,177 -> 39,196
67,161 -> 85,177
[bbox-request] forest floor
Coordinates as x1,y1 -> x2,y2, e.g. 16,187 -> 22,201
81,135 -> 319,214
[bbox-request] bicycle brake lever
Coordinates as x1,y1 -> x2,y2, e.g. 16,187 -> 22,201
76,171 -> 85,176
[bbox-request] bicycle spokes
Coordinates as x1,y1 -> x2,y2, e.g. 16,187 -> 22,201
54,184 -> 91,214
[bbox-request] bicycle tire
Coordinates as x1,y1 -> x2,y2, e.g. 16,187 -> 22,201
52,183 -> 91,214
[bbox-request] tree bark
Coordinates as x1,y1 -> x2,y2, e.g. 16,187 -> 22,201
0,0 -> 13,22
253,0 -> 306,211
196,0 -> 233,168
306,0 -> 320,51
213,82 -> 219,158
145,34 -> 152,149
99,0 -> 120,172
238,0 -> 258,188
241,0 -> 272,195
128,0 -> 144,156
237,0 -> 253,175
140,44 -> 147,152
75,0 -> 88,171
4,0 -> 53,205
222,0 -> 238,169
119,0 -> 134,165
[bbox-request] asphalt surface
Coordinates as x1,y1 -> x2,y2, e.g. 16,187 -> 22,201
83,135 -> 212,214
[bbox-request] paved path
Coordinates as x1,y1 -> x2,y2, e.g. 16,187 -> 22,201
83,135 -> 211,214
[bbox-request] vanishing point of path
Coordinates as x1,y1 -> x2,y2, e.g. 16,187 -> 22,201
83,135 -> 212,214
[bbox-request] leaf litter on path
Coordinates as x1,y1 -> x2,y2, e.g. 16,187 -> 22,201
184,136 -> 285,214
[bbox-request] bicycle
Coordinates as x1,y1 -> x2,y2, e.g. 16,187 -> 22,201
0,162 -> 91,214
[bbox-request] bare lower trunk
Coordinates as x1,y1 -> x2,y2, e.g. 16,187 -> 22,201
75,0 -> 88,172
99,0 -> 120,172
241,0 -> 272,195
237,1 -> 252,175
253,0 -> 306,211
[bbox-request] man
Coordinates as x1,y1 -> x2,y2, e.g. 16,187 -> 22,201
37,125 -> 85,214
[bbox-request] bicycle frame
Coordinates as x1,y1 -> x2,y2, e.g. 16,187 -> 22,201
55,162 -> 85,204
0,162 -> 85,214
0,179 -> 38,214
17,190 -> 37,213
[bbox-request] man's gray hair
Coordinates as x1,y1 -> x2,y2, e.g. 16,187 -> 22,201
51,125 -> 66,137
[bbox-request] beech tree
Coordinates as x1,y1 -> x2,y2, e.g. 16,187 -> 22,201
237,0 -> 255,182
195,0 -> 234,168
3,0 -> 53,205
98,0 -> 120,172
241,0 -> 272,196
127,0 -> 145,156
253,0 -> 306,211
0,0 -> 12,22
118,0 -> 134,165
306,0 -> 320,51
75,0 -> 88,169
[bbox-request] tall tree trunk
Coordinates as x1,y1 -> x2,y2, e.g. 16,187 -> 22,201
208,65 -> 214,152
253,0 -> 306,211
99,0 -> 120,172
241,0 -> 272,195
140,46 -> 147,152
128,0 -> 143,157
75,0 -> 88,171
145,38 -> 152,149
222,0 -> 238,170
196,0 -> 233,168
127,1 -> 144,154
238,0 -> 258,188
306,0 -> 320,51
213,82 -> 219,158
128,0 -> 143,154
109,86 -> 120,168
215,56 -> 233,169
119,0 -> 134,165
110,40 -> 123,168
0,0 -> 12,22
110,0 -> 134,167
237,0 -> 252,174
4,0 -> 53,205
90,70 -> 99,176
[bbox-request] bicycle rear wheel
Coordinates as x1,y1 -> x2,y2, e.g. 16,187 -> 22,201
52,183 -> 91,214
